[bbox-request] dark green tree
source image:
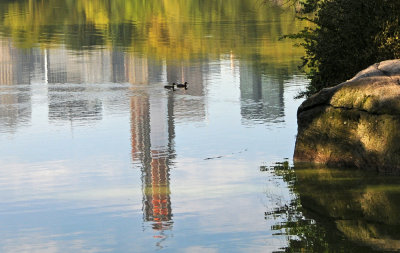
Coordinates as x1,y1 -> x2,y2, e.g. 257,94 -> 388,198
293,0 -> 400,97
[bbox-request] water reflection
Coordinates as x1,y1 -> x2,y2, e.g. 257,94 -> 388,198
48,91 -> 103,122
240,56 -> 284,125
0,0 -> 310,251
166,59 -> 207,122
0,40 -> 32,131
0,40 -> 298,130
0,0 -> 306,62
266,162 -> 400,252
130,89 -> 175,241
128,60 -> 208,244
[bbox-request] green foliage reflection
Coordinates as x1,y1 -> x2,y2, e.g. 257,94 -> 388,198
0,0 -> 308,64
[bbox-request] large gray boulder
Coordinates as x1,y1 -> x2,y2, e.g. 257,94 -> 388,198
294,59 -> 400,173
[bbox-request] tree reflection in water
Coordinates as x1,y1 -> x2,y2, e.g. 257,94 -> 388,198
264,161 -> 400,252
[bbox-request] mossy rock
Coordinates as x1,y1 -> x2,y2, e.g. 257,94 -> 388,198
295,59 -> 400,173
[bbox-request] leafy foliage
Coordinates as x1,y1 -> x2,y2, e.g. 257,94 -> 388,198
293,0 -> 400,97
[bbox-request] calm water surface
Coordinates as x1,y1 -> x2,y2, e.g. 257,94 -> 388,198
1,1 -> 399,252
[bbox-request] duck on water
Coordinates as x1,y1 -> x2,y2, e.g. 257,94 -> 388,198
176,82 -> 188,89
164,82 -> 188,90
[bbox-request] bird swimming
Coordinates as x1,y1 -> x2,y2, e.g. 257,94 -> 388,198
176,82 -> 188,89
164,83 -> 175,90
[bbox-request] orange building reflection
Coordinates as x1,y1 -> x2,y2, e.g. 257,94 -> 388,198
131,93 -> 174,232
129,54 -> 175,233
147,150 -> 172,231
128,54 -> 207,233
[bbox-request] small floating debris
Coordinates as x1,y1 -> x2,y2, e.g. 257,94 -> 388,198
204,155 -> 223,160
203,148 -> 247,160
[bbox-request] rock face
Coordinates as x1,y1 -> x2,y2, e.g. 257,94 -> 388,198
294,59 -> 400,173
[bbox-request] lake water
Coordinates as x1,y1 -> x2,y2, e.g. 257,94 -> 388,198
1,1 -> 400,252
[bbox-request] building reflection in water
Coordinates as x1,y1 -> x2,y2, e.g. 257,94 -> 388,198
239,56 -> 285,125
129,59 -> 176,245
0,39 -> 293,244
0,39 -> 32,132
0,40 -> 289,132
130,91 -> 174,230
166,59 -> 207,122
46,47 -> 111,123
